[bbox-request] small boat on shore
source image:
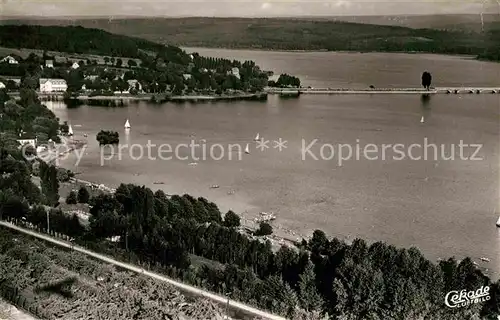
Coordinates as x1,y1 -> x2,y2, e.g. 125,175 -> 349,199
480,257 -> 490,263
210,184 -> 220,189
420,116 -> 425,123
124,119 -> 131,129
68,125 -> 73,136
496,216 -> 500,227
245,144 -> 250,154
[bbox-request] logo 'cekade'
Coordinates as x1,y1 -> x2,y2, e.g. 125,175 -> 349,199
445,286 -> 490,308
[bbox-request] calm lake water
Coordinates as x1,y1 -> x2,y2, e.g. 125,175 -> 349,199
50,50 -> 500,279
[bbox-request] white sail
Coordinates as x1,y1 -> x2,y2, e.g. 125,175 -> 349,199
254,133 -> 260,141
420,116 -> 425,123
124,119 -> 131,128
496,216 -> 500,227
245,143 -> 250,154
68,125 -> 73,136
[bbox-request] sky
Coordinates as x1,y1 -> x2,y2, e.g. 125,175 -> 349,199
1,0 -> 500,17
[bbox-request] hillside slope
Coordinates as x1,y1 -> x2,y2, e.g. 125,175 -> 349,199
0,18 -> 496,58
0,25 -> 169,58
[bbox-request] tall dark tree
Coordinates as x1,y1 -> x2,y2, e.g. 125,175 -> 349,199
224,210 -> 240,228
421,71 -> 432,90
77,186 -> 90,204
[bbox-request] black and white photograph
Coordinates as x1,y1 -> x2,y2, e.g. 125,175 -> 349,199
0,0 -> 499,319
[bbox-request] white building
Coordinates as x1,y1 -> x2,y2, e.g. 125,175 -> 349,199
45,60 -> 54,68
71,62 -> 80,69
127,79 -> 142,92
39,78 -> 68,93
17,139 -> 36,148
0,82 -> 5,89
0,55 -> 19,64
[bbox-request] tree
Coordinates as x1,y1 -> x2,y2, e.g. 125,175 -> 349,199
298,260 -> 323,312
77,186 -> 90,203
116,58 -> 123,67
224,210 -> 240,228
39,161 -> 59,206
66,69 -> 83,96
104,57 -> 110,65
255,222 -> 273,236
421,71 -> 432,90
127,59 -> 137,68
96,130 -> 119,145
66,191 -> 77,204
309,229 -> 329,254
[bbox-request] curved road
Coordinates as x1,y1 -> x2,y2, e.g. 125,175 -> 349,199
0,221 -> 287,320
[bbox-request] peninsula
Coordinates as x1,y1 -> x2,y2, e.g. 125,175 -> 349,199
0,25 -> 300,101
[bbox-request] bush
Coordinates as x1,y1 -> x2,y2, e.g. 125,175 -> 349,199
255,222 -> 273,236
96,130 -> 119,145
77,187 -> 90,204
66,191 -> 77,204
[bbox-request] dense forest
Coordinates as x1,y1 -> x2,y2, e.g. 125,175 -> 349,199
1,18 -> 498,60
0,89 -> 499,319
0,25 -> 166,58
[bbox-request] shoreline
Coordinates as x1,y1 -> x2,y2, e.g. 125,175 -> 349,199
183,46 -> 482,60
38,136 -> 495,274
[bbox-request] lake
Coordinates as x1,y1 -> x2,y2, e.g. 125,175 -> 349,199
49,49 -> 500,279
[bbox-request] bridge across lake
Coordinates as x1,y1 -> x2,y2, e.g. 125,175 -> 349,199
267,87 -> 500,94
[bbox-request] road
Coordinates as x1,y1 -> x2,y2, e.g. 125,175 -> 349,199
0,221 -> 287,320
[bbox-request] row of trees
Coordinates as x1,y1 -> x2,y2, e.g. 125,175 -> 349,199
83,183 -> 500,319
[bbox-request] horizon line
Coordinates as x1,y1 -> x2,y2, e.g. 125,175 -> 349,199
1,13 -> 499,20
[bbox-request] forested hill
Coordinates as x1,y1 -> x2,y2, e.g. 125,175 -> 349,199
0,25 -> 171,58
1,18 -> 499,60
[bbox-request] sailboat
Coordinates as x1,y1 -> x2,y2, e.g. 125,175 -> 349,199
496,216 -> 500,228
124,119 -> 131,129
254,133 -> 260,141
420,116 -> 425,123
68,125 -> 73,136
245,143 -> 250,154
